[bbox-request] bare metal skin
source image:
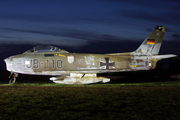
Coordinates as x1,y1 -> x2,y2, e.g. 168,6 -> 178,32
4,26 -> 177,84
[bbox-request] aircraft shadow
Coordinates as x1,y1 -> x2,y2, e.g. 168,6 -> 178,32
98,70 -> 180,84
0,70 -> 179,84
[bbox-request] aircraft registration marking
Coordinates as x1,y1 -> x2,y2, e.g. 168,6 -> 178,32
25,61 -> 30,65
33,59 -> 39,69
26,59 -> 63,69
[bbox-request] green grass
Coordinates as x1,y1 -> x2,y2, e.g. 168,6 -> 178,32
0,81 -> 180,120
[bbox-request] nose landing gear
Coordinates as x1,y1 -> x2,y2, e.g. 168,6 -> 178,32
9,72 -> 18,84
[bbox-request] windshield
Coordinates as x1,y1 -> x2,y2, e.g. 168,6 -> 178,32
35,46 -> 58,52
28,45 -> 62,53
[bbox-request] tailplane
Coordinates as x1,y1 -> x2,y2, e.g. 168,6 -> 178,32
107,26 -> 177,61
131,26 -> 177,69
107,25 -> 177,70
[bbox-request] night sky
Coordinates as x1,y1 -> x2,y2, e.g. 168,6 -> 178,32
0,0 -> 180,70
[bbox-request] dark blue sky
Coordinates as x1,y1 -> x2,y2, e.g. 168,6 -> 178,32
0,0 -> 180,59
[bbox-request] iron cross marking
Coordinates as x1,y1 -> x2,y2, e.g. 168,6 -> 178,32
100,58 -> 115,69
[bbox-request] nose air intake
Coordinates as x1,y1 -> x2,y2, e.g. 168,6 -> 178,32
4,57 -> 13,71
4,56 -> 24,73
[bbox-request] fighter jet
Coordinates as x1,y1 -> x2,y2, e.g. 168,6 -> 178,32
4,26 -> 177,84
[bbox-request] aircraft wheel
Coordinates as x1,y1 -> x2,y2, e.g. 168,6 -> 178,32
9,73 -> 18,84
9,79 -> 13,84
12,79 -> 16,83
9,78 -> 16,84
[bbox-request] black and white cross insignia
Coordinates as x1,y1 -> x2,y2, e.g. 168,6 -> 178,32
100,58 -> 115,69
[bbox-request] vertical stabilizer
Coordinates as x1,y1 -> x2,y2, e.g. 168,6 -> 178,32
132,26 -> 166,56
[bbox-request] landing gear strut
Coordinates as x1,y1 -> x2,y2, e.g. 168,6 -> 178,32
9,72 -> 18,84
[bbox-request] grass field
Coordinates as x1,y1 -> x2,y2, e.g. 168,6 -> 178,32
0,80 -> 180,120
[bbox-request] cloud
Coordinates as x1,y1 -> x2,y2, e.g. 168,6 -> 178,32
172,6 -> 180,10
119,10 -> 163,23
0,0 -> 114,25
145,28 -> 153,32
165,0 -> 180,3
0,27 -> 125,42
172,34 -> 179,38
172,34 -> 180,41
168,12 -> 180,21
118,9 -> 180,26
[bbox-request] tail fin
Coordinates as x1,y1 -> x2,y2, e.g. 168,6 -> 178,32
132,26 -> 166,56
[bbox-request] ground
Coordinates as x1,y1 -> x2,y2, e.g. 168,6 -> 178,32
0,71 -> 180,120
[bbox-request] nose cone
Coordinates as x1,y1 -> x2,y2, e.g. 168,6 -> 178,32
4,57 -> 13,71
4,57 -> 11,65
4,55 -> 25,73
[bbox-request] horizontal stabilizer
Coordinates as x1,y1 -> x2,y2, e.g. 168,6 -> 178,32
151,54 -> 177,60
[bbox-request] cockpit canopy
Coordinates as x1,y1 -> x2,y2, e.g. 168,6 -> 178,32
24,45 -> 69,53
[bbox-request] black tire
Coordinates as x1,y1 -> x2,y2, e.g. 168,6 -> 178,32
9,79 -> 13,84
9,78 -> 16,84
12,78 -> 16,83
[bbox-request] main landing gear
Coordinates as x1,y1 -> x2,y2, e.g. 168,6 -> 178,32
9,72 -> 18,84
